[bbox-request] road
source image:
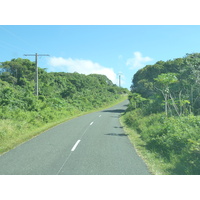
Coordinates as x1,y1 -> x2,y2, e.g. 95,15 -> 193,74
0,100 -> 150,175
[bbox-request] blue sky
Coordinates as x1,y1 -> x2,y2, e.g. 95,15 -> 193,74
1,25 -> 200,89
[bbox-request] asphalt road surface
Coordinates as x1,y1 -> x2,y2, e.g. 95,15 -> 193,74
0,100 -> 150,175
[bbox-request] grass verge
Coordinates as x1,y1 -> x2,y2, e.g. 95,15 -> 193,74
120,110 -> 200,175
120,115 -> 168,175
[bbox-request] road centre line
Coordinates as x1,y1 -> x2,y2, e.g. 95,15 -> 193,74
90,121 -> 94,126
71,140 -> 81,151
57,116 -> 101,174
57,139 -> 81,174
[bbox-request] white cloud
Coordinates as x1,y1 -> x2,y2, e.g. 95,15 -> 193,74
48,57 -> 117,84
126,51 -> 153,70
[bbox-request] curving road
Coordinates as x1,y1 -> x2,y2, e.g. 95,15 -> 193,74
0,100 -> 150,175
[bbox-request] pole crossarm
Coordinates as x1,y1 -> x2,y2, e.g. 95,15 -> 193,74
24,53 -> 49,96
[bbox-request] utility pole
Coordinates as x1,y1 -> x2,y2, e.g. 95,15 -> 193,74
118,72 -> 123,87
24,53 -> 49,96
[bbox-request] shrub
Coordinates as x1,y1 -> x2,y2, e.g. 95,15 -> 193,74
123,109 -> 200,174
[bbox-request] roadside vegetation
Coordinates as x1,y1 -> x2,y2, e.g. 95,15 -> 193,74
0,58 -> 128,154
122,53 -> 200,175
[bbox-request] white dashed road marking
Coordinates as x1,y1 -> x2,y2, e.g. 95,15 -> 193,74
71,140 -> 81,152
90,121 -> 94,126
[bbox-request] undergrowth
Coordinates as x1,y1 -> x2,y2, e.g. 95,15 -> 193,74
122,109 -> 200,175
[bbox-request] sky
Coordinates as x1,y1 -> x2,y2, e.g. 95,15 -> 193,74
1,25 -> 200,89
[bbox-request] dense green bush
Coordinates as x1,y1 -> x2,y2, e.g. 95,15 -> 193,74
124,53 -> 200,174
124,109 -> 200,174
0,58 -> 128,153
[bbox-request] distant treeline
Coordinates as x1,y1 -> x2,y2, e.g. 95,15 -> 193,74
0,58 -> 128,114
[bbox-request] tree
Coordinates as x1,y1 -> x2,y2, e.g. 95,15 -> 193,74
128,93 -> 147,110
154,73 -> 179,116
0,58 -> 36,85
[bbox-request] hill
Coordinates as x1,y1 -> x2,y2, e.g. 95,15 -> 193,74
0,58 -> 128,153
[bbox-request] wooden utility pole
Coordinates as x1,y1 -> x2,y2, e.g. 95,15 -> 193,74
24,53 -> 49,96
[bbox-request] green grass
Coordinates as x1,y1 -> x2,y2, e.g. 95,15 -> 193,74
120,115 -> 166,175
0,95 -> 127,155
120,110 -> 200,175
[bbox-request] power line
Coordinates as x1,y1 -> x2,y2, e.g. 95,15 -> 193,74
0,26 -> 38,53
24,53 -> 49,96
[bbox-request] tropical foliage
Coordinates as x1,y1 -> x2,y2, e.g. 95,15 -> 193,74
0,58 -> 128,153
124,53 -> 200,174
